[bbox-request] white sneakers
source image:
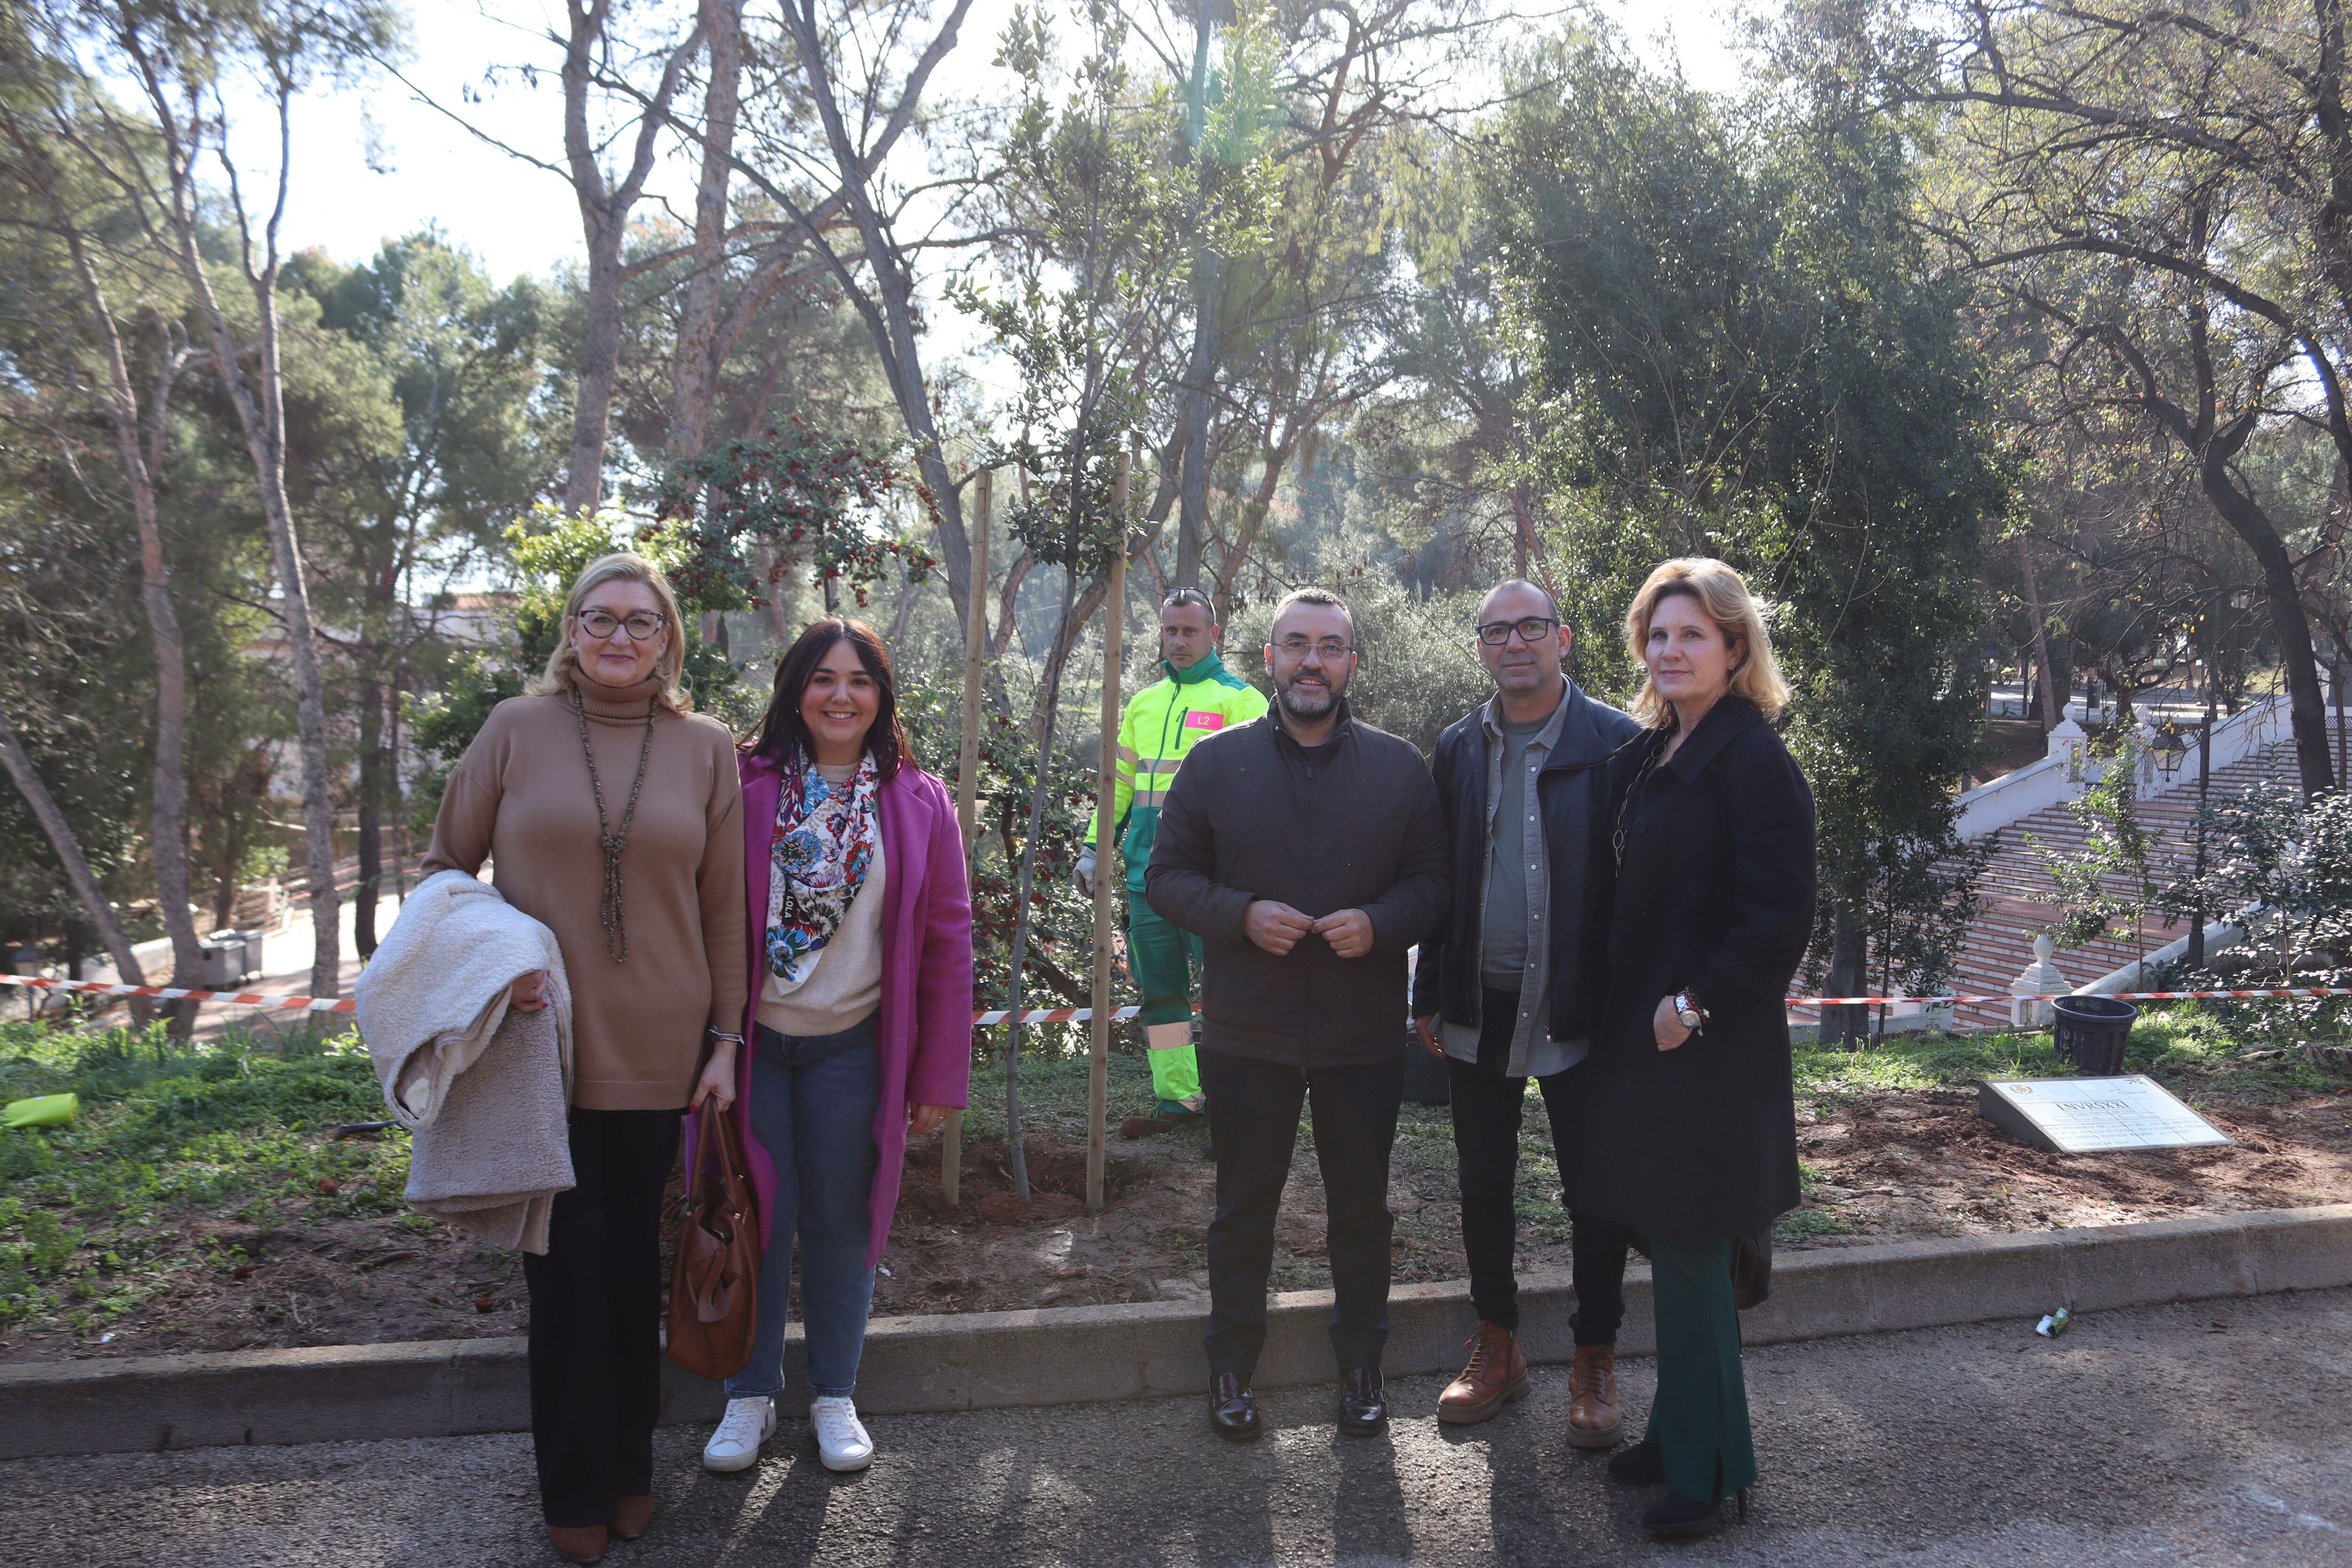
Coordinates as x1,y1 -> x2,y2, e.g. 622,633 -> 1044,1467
702,1396 -> 776,1473
810,1396 -> 874,1472
701,1393 -> 874,1474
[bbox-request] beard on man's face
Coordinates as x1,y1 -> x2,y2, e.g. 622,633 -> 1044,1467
1275,662 -> 1349,723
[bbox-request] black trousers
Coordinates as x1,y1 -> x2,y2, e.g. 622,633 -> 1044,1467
1448,986 -> 1631,1343
522,1107 -> 681,1529
1198,1047 -> 1403,1380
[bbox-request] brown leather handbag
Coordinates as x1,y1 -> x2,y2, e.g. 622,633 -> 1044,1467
667,1098 -> 762,1379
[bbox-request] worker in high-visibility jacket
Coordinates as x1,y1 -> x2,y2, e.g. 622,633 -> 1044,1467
1074,587 -> 1269,1120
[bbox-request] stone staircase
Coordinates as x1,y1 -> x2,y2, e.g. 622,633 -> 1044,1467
1935,720 -> 2336,1028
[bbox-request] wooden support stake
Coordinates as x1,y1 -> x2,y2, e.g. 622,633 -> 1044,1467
1087,454 -> 1128,1216
946,469 -> 991,1209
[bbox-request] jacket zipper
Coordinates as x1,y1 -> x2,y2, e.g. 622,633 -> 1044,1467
1294,727 -> 1328,1067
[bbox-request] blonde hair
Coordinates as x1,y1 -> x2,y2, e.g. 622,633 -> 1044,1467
1622,557 -> 1789,727
527,553 -> 695,714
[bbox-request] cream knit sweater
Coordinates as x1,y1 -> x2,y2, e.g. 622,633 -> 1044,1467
421,674 -> 747,1110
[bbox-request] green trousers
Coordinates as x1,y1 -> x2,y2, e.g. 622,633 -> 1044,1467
1643,1237 -> 1758,1503
1126,897 -> 1201,1104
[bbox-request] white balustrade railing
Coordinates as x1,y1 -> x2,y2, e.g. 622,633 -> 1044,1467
1954,695 -> 2287,844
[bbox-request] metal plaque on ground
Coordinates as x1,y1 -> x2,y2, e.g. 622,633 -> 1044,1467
1976,1075 -> 2233,1154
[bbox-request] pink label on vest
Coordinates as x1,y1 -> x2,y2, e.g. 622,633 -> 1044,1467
1183,711 -> 1224,730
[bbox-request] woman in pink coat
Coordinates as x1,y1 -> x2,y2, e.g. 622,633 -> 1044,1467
699,617 -> 972,1476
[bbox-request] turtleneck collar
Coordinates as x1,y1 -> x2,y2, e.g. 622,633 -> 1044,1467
568,671 -> 667,724
1167,649 -> 1230,686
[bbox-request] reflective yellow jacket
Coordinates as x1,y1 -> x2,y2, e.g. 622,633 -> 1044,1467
1084,651 -> 1269,891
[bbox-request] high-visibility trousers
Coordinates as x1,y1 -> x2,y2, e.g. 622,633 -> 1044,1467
1127,897 -> 1201,1104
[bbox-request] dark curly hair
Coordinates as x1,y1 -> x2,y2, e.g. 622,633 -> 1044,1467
745,617 -> 910,780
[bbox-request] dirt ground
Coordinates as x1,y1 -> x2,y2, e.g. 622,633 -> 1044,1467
1787,1085 -> 2352,1241
874,1081 -> 2352,1316
6,1075 -> 2347,1366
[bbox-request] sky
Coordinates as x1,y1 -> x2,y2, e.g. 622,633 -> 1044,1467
266,0 -> 1768,285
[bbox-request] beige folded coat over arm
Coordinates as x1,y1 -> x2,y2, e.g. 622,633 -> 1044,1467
355,870 -> 575,1254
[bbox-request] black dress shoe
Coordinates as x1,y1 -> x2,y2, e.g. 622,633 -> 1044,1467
1607,1440 -> 1664,1485
1337,1369 -> 1388,1436
1208,1372 -> 1261,1441
1642,1488 -> 1745,1537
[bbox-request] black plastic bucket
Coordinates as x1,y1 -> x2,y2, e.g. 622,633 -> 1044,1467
2050,994 -> 2138,1075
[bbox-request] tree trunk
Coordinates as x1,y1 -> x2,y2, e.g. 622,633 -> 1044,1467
136,471 -> 200,1031
998,565 -> 1080,1207
2199,457 -> 2336,794
1173,0 -> 1219,591
167,242 -> 342,1000
752,543 -> 797,646
564,211 -> 631,513
1825,899 -> 1869,1049
1208,438 -> 1295,623
779,0 -> 980,636
134,72 -> 344,1001
668,0 -> 744,460
562,4 -> 709,513
2016,538 -> 2059,732
355,675 -> 385,959
1511,484 -> 1534,578
0,707 -> 145,992
39,199 -> 202,1019
1176,255 -> 1217,590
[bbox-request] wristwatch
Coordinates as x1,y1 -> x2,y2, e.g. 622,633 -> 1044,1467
1673,990 -> 1707,1033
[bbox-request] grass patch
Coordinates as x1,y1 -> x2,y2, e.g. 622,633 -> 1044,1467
956,1032 -> 1160,1146
1793,1005 -> 2349,1114
0,1020 -> 411,1337
1774,1207 -> 1853,1242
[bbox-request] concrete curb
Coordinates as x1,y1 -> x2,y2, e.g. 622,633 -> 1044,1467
6,1203 -> 2347,1459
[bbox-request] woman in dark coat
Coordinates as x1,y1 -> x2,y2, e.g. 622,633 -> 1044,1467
1582,557 -> 1816,1538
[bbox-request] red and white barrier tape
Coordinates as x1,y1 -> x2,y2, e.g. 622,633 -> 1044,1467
0,973 -> 1135,1026
0,973 -> 355,1011
11,970 -> 2349,1025
1788,988 -> 2352,1007
974,1005 -> 1143,1026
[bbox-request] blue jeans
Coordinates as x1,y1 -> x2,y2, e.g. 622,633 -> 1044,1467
722,1016 -> 881,1401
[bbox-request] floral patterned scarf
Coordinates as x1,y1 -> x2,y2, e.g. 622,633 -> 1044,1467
764,748 -> 880,988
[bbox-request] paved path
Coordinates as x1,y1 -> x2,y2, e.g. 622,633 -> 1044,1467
4,1289 -> 2346,1567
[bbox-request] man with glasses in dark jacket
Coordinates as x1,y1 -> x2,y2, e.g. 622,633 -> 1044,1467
1146,587 -> 1450,1442
1412,580 -> 1642,1445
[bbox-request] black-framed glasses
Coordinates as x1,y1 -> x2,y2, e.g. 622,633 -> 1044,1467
1275,636 -> 1354,661
1161,587 -> 1213,613
577,608 -> 670,642
1477,615 -> 1560,646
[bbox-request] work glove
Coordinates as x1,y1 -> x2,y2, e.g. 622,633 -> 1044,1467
1072,849 -> 1096,898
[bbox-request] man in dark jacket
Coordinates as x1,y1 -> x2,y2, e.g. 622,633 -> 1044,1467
1411,580 -> 1643,1444
1146,586 -> 1449,1442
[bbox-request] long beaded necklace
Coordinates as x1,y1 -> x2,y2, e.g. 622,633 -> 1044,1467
572,684 -> 659,963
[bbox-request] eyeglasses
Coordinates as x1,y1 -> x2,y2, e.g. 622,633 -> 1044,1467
1275,636 -> 1354,661
1477,616 -> 1560,646
577,608 -> 670,642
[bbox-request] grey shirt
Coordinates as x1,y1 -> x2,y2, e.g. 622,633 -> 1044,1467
1481,711 -> 1545,984
1439,680 -> 1587,1078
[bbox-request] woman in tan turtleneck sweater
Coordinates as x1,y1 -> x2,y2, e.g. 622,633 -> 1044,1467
421,553 -> 744,1564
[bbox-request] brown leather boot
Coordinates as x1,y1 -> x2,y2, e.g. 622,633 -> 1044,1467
546,1523 -> 607,1564
1436,1321 -> 1528,1425
610,1494 -> 654,1540
1567,1343 -> 1622,1449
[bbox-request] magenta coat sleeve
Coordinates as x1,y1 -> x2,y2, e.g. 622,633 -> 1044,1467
906,776 -> 975,1109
